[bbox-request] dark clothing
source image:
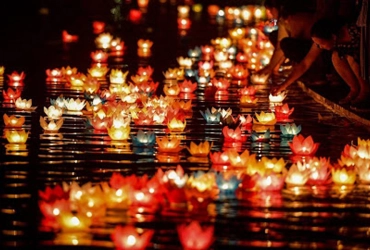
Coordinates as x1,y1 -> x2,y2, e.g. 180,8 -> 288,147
280,37 -> 312,62
334,24 -> 361,62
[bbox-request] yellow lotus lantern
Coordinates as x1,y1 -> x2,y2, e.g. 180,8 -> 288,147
261,157 -> 286,173
101,182 -> 130,209
67,73 -> 86,88
332,166 -> 356,185
285,164 -> 310,186
87,66 -> 109,78
186,141 -> 213,157
110,69 -> 129,85
44,106 -> 63,119
5,129 -> 29,143
177,56 -> 193,68
109,83 -> 131,95
167,117 -> 186,132
40,117 -> 63,132
107,126 -> 131,141
15,97 -> 34,110
0,66 -> 4,76
253,111 -> 276,126
95,33 -> 113,49
211,37 -> 232,49
214,50 -> 229,62
228,149 -> 253,167
229,27 -> 246,40
240,95 -> 258,105
61,66 -> 78,78
112,115 -> 131,128
64,98 -> 86,112
156,136 -> 183,153
3,114 -> 25,128
58,212 -> 92,232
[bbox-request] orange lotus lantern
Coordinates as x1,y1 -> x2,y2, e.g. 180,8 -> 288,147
163,84 -> 181,96
156,136 -> 183,153
90,50 -> 108,63
111,225 -> 154,250
240,95 -> 258,105
305,157 -> 332,185
207,4 -> 220,16
229,27 -> 246,40
201,45 -> 214,58
61,66 -> 78,78
269,91 -> 287,103
228,65 -> 249,80
332,166 -> 356,185
250,74 -> 269,84
274,103 -> 294,121
66,73 -> 86,88
186,141 -> 213,157
210,151 -> 230,165
179,80 -> 197,93
178,5 -> 190,17
40,117 -> 64,132
95,33 -> 113,49
137,39 -> 153,57
44,106 -> 63,119
289,135 -> 320,156
167,117 -> 186,132
137,66 -> 154,77
3,87 -> 22,102
3,114 -> 25,128
236,52 -> 249,63
57,212 -> 92,231
87,66 -> 109,79
253,111 -> 276,126
177,221 -> 214,250
211,78 -> 230,90
39,199 -> 70,220
5,129 -> 29,144
62,30 -> 78,43
92,21 -> 105,34
83,76 -> 101,94
137,0 -> 149,8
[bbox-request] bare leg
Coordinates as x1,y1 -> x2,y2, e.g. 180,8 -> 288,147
332,51 -> 360,104
346,55 -> 370,104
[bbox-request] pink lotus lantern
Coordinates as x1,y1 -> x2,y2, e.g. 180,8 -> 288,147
239,86 -> 257,96
111,225 -> 154,250
239,114 -> 253,128
285,164 -> 310,186
306,157 -> 332,185
255,173 -> 285,191
210,151 -> 230,166
274,103 -> 294,121
90,50 -> 108,63
137,66 -> 154,77
156,136 -> 183,153
92,21 -> 105,34
62,30 -> 78,43
177,221 -> 214,250
130,189 -> 159,213
222,126 -> 246,142
7,71 -> 25,87
3,114 -> 25,128
3,87 -> 22,102
211,78 -> 230,90
179,80 -> 197,93
289,135 -> 320,156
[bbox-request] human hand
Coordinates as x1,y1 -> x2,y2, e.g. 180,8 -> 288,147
270,83 -> 287,96
255,67 -> 272,76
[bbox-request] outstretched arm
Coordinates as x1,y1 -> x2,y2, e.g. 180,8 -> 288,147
271,43 -> 322,94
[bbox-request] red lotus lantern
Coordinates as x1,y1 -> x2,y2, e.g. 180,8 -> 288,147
289,135 -> 320,156
90,50 -> 108,63
111,225 -> 154,250
222,126 -> 246,142
62,30 -> 79,43
3,87 -> 22,102
274,103 -> 294,121
179,80 -> 197,93
7,71 -> 25,87
92,21 -> 105,34
211,78 -> 230,90
177,221 -> 214,250
178,18 -> 191,30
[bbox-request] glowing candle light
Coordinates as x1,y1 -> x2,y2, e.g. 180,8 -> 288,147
186,141 -> 213,157
156,136 -> 183,153
3,114 -> 25,128
177,221 -> 214,250
178,5 -> 190,18
95,33 -> 113,49
178,18 -> 191,30
5,129 -> 29,144
289,135 -> 320,156
58,213 -> 92,231
90,50 -> 108,63
111,225 -> 154,250
3,87 -> 22,102
62,30 -> 79,43
40,117 -> 64,132
92,21 -> 105,34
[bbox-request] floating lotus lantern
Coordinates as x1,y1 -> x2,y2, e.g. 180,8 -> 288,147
178,221 -> 214,250
239,85 -> 257,96
240,95 -> 258,105
156,136 -> 183,153
222,126 -> 246,142
179,80 -> 197,93
39,199 -> 70,220
5,129 -> 29,144
137,66 -> 154,77
201,45 -> 214,58
331,165 -> 356,185
200,108 -> 221,124
129,9 -> 142,23
100,182 -> 130,209
228,149 -> 253,167
255,173 -> 285,191
132,130 -> 156,147
137,39 -> 153,57
89,116 -> 111,131
269,91 -> 287,103
3,114 -> 25,128
208,5 -> 220,16
87,66 -> 109,79
112,115 -> 131,128
357,162 -> 370,184
285,164 -> 310,186
274,103 -> 294,121
83,76 -> 101,95
185,172 -> 218,210
260,157 -> 286,173
213,50 -> 228,62
228,65 -> 249,80
239,114 -> 253,128
40,117 -> 63,132
250,129 -> 270,142
57,212 -> 92,231
95,33 -> 113,49
108,125 -> 131,141
7,71 -> 25,87
235,52 -> 248,63
63,98 -> 86,112
167,117 -> 186,132
178,18 -> 191,30
110,69 -> 129,85
62,30 -> 78,43
162,84 -> 179,96
216,173 -> 241,195
305,157 -> 332,185
92,21 -> 105,34
253,111 -> 276,126
187,141 -> 213,157
289,135 -> 320,156
45,68 -> 64,83
90,50 -> 108,63
250,74 -> 269,84
111,40 -> 126,56
162,165 -> 188,203
44,106 -> 63,119
195,75 -> 210,86
177,57 -> 193,68
61,66 -> 78,78
112,225 -> 154,250
3,87 -> 22,102
211,78 -> 230,90
188,46 -> 201,59
15,97 -> 34,110
67,73 -> 86,88
280,123 -> 301,137
137,0 -> 149,8
210,151 -> 230,166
